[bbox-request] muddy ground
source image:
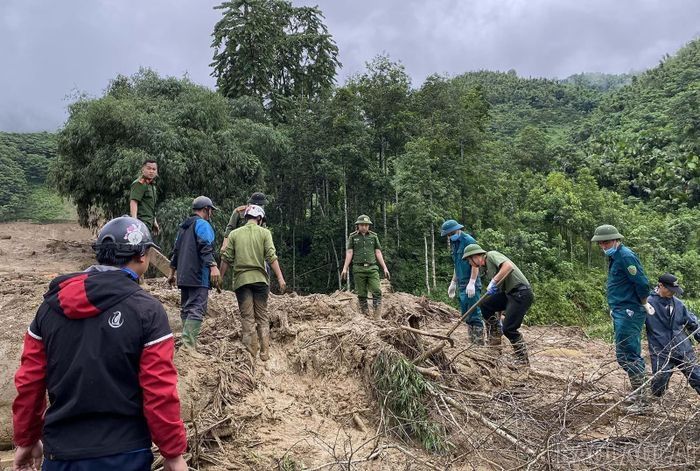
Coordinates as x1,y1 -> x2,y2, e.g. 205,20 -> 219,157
1,221 -> 700,470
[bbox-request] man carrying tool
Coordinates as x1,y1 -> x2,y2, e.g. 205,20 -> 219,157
462,244 -> 533,366
591,224 -> 652,410
341,215 -> 391,319
12,216 -> 187,471
219,205 -> 286,361
221,192 -> 267,252
645,273 -> 700,397
440,219 -> 483,345
169,196 -> 221,357
129,159 -> 160,236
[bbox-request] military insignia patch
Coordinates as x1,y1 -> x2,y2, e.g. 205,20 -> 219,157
627,265 -> 637,276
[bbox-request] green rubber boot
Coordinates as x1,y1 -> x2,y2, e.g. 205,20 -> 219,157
182,319 -> 205,359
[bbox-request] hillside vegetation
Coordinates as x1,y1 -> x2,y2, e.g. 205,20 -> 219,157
3,3 -> 699,332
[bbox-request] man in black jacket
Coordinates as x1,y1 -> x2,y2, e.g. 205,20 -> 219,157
646,273 -> 700,397
169,196 -> 220,355
12,216 -> 187,471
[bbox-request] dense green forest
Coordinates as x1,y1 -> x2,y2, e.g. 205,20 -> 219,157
0,132 -> 74,221
2,1 -> 699,335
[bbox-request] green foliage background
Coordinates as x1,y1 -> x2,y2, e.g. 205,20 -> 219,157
2,2 -> 699,336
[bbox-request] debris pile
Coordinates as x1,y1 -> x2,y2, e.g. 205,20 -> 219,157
2,222 -> 700,469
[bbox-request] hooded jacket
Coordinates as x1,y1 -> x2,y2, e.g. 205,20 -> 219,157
12,266 -> 186,460
646,291 -> 700,360
170,215 -> 216,288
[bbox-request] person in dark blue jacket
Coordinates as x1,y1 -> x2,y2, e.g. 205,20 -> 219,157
440,219 -> 483,344
591,224 -> 652,406
169,196 -> 220,355
646,273 -> 700,397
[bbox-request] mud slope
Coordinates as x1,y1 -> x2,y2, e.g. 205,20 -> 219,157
2,221 -> 700,470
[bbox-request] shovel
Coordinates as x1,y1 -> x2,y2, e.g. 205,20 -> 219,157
412,271 -> 511,365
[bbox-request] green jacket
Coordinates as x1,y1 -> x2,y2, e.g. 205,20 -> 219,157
222,221 -> 278,290
347,230 -> 381,268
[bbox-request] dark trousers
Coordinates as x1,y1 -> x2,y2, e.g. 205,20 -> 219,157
180,286 -> 209,322
43,449 -> 153,471
480,287 -> 533,345
651,353 -> 700,397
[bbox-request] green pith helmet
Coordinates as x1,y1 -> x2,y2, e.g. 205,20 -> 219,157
355,214 -> 373,225
462,243 -> 486,260
591,224 -> 624,242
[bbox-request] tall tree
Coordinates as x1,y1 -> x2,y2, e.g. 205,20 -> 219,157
211,0 -> 341,120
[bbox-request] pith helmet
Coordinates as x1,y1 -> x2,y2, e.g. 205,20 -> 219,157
440,219 -> 464,236
355,214 -> 373,225
462,243 -> 486,259
591,224 -> 624,242
192,196 -> 219,211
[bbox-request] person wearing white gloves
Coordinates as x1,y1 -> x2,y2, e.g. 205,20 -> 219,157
440,219 -> 484,345
463,244 -> 533,366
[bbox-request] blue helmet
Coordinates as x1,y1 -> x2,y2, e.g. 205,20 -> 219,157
440,219 -> 464,237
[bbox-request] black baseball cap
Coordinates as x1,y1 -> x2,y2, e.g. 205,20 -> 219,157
659,273 -> 683,295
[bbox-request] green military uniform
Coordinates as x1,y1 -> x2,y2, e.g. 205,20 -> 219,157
347,228 -> 382,312
129,178 -> 157,231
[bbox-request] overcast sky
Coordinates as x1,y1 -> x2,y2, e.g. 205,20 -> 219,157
0,0 -> 698,132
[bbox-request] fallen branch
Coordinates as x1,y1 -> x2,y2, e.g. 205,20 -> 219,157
437,392 -> 537,457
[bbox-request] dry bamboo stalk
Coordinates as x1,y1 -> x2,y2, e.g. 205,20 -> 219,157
415,365 -> 442,379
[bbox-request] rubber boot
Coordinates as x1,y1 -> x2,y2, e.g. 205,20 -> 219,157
358,297 -> 369,316
372,298 -> 382,320
258,325 -> 271,361
182,319 -> 206,359
486,318 -> 502,353
625,374 -> 650,414
242,330 -> 260,359
512,338 -> 530,367
470,324 -> 485,346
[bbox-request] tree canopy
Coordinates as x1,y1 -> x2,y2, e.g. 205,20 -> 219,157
6,6 -> 699,331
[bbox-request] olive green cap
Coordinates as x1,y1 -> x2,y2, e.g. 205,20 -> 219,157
462,243 -> 486,259
591,224 -> 624,242
355,214 -> 373,225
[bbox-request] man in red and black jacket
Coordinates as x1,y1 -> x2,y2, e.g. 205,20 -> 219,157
12,216 -> 187,471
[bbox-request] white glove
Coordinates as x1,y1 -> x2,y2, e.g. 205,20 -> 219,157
448,280 -> 457,299
466,280 -> 476,298
644,303 -> 655,316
